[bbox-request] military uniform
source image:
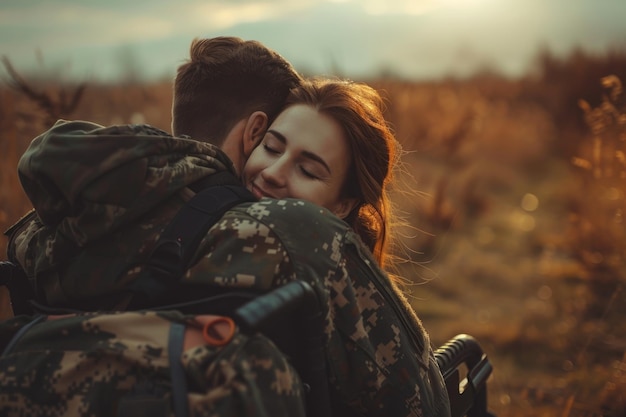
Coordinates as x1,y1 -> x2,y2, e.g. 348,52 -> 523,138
5,120 -> 450,417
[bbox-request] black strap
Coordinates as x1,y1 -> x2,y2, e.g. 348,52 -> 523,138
143,184 -> 256,301
0,261 -> 36,316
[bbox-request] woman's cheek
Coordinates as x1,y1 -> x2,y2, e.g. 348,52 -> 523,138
246,154 -> 264,177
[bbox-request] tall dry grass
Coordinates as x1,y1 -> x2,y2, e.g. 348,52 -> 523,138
561,75 -> 626,417
573,75 -> 625,278
1,48 -> 626,416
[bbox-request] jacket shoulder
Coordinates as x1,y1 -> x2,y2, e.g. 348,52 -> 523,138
240,198 -> 349,232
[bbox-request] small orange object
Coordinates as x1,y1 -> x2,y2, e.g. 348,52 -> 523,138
202,316 -> 236,346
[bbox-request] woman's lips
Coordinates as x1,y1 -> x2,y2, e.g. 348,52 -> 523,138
249,183 -> 276,199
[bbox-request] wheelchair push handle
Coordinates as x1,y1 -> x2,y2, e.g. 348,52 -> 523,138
434,334 -> 496,417
233,280 -> 320,333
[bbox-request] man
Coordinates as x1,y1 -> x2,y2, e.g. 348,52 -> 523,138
4,37 -> 450,416
6,36 -> 301,311
2,36 -> 307,417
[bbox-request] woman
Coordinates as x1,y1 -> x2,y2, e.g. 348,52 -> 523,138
242,77 -> 399,267
234,78 -> 448,416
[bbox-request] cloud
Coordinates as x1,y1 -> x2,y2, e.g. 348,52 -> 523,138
1,0 -> 625,82
182,0 -> 318,31
0,3 -> 176,52
0,0 -> 322,52
356,0 -> 440,16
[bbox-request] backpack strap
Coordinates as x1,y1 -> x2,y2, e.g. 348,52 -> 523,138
1,315 -> 46,356
3,175 -> 255,315
132,183 -> 256,307
168,322 -> 190,417
0,261 -> 36,316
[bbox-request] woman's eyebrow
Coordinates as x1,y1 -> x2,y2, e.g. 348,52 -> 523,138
267,129 -> 332,175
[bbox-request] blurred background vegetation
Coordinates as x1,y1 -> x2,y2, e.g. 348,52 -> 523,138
1,47 -> 625,417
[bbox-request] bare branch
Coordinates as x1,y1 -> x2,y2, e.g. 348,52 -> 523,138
1,55 -> 86,125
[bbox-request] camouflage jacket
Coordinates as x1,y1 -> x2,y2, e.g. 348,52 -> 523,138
6,120 -> 237,310
186,199 -> 451,417
5,120 -> 451,417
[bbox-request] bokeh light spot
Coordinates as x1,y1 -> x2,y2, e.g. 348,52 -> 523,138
538,285 -> 552,301
521,193 -> 539,212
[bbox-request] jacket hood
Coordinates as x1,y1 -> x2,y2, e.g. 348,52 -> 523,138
17,120 -> 234,247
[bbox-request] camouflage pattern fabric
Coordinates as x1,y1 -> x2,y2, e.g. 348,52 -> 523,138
5,120 -> 451,416
7,120 -> 236,310
187,199 -> 451,417
0,311 -> 306,417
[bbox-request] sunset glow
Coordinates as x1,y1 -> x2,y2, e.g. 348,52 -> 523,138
1,0 -> 624,82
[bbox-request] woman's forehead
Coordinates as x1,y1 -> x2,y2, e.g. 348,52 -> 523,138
272,105 -> 342,142
269,104 -> 351,168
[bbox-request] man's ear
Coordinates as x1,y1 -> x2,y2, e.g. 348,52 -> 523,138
332,198 -> 359,220
243,111 -> 269,157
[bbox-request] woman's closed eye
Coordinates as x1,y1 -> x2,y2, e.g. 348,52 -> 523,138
263,142 -> 281,154
300,165 -> 320,180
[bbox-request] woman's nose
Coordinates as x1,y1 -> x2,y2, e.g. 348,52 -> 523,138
260,159 -> 287,187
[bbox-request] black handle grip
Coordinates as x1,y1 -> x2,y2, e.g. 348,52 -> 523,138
434,334 -> 495,417
233,280 -> 331,417
233,280 -> 319,333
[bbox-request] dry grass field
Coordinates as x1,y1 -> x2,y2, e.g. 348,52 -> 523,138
1,49 -> 625,416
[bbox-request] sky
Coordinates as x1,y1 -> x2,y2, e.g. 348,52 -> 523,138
1,0 -> 626,83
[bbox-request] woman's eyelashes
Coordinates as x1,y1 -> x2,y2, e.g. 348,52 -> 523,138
262,141 -> 280,155
300,166 -> 319,179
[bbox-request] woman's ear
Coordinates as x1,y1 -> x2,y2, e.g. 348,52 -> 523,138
243,111 -> 269,157
332,198 -> 359,220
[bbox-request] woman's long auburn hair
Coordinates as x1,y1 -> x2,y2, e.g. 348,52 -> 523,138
283,78 -> 399,267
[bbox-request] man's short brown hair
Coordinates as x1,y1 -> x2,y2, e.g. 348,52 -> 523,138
172,37 -> 302,145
